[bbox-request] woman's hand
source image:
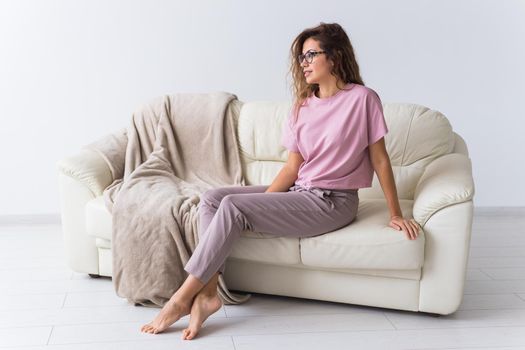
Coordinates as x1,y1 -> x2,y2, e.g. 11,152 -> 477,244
389,215 -> 422,240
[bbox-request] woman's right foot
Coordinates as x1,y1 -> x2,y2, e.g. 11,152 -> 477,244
141,298 -> 192,334
181,292 -> 223,340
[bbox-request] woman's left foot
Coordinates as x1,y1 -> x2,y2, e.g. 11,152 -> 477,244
181,292 -> 223,340
141,297 -> 192,334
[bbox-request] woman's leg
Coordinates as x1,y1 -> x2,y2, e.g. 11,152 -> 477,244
197,185 -> 270,275
179,185 -> 271,339
180,187 -> 358,339
141,185 -> 268,335
184,189 -> 357,285
143,185 -> 358,336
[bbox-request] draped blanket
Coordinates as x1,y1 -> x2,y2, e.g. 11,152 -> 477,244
84,91 -> 252,307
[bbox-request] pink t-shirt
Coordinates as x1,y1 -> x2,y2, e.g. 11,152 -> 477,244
280,83 -> 389,190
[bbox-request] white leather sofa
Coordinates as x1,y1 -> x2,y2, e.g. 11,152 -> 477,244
56,99 -> 475,316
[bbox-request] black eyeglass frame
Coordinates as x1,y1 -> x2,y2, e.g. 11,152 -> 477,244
297,50 -> 327,64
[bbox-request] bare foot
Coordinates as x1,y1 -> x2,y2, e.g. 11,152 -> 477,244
181,293 -> 223,340
141,298 -> 192,334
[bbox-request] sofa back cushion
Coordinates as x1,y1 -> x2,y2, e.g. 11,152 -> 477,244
236,100 -> 456,200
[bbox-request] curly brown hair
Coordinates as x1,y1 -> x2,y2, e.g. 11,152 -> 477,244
287,22 -> 365,124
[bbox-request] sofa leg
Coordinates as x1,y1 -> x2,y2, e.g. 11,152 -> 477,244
88,273 -> 101,278
420,311 -> 442,317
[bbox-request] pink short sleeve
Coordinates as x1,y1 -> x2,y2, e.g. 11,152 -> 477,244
280,112 -> 300,152
366,90 -> 389,146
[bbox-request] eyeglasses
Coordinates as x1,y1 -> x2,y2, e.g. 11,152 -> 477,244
297,50 -> 326,64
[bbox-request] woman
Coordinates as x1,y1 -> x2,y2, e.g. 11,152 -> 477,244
141,22 -> 421,340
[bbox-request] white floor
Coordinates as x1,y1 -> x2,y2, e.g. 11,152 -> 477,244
1,211 -> 524,350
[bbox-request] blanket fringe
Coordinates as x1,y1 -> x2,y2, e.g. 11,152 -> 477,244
217,275 -> 252,304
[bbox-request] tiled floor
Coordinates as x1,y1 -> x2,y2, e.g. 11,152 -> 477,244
0,211 -> 524,349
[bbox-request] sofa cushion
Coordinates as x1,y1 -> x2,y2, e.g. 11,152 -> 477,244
300,199 -> 424,270
85,196 -> 302,265
229,233 -> 301,265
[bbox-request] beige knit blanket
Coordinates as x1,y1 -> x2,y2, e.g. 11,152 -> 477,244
84,91 -> 252,307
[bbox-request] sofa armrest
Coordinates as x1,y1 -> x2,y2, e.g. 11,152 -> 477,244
413,153 -> 475,226
414,152 -> 475,314
56,128 -> 127,196
56,149 -> 114,197
56,129 -> 126,276
56,148 -> 112,276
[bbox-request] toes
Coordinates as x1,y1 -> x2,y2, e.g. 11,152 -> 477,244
182,328 -> 194,340
143,325 -> 155,334
182,329 -> 189,339
188,330 -> 196,339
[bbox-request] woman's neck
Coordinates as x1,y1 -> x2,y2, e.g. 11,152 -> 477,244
315,81 -> 345,99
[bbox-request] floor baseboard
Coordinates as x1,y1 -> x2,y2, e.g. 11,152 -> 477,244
0,214 -> 61,226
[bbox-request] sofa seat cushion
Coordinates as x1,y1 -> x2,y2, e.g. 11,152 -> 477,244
229,232 -> 301,265
300,199 -> 425,270
85,196 -> 302,266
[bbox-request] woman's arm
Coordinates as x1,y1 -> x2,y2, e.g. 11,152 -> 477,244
369,137 -> 421,240
265,151 -> 303,193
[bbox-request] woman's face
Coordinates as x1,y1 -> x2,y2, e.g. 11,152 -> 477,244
301,38 -> 334,85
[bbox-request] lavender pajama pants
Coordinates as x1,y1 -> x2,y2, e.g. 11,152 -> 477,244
183,184 -> 359,285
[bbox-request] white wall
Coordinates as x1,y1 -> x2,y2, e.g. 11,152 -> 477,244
0,0 -> 523,218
